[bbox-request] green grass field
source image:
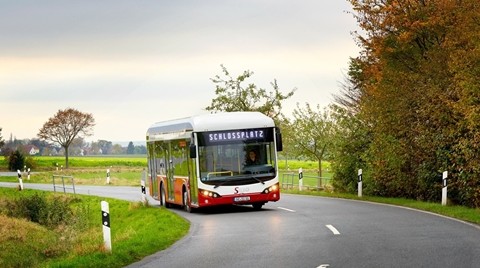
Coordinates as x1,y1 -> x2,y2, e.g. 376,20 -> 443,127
0,155 -> 147,170
0,188 -> 189,268
0,156 -> 148,186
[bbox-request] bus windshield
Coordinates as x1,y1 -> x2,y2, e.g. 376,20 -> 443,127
197,128 -> 277,187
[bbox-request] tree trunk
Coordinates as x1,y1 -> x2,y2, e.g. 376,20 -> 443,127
317,159 -> 323,189
64,146 -> 69,169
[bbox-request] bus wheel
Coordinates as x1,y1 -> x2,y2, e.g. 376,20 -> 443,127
183,190 -> 191,213
252,203 -> 263,210
160,185 -> 169,208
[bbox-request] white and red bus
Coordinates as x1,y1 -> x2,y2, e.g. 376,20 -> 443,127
146,112 -> 283,212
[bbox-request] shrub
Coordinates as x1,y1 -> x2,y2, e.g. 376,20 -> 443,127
25,156 -> 38,170
7,149 -> 25,171
5,193 -> 75,228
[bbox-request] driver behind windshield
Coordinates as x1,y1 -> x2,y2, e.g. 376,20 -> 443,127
245,150 -> 260,165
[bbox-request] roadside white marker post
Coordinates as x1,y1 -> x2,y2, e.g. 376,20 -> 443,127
27,168 -> 31,180
298,167 -> 303,191
358,169 -> 363,197
442,171 -> 448,206
101,201 -> 112,252
17,169 -> 24,190
106,169 -> 111,184
141,169 -> 146,204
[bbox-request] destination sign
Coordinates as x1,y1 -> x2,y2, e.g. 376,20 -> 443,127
208,130 -> 264,142
198,128 -> 273,146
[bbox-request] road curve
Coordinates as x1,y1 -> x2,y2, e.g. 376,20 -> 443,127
2,182 -> 480,268
129,195 -> 480,268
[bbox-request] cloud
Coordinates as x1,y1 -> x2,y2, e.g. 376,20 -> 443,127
0,0 -> 360,141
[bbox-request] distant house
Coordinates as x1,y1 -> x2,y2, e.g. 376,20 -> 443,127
25,145 -> 40,156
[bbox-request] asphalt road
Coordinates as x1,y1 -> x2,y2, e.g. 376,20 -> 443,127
2,182 -> 480,268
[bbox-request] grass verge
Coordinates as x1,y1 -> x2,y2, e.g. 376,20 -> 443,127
0,188 -> 189,268
0,168 -> 145,186
0,156 -> 147,171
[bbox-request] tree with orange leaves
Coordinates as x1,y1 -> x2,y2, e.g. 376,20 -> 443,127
38,108 -> 95,169
336,0 -> 480,206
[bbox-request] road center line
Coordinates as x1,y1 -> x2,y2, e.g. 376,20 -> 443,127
277,206 -> 296,212
326,224 -> 341,235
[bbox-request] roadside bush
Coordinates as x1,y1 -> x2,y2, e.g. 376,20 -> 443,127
5,193 -> 74,228
7,149 -> 25,171
25,156 -> 38,170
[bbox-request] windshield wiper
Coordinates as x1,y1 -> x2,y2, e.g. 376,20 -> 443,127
251,175 -> 265,185
213,179 -> 230,189
213,175 -> 265,188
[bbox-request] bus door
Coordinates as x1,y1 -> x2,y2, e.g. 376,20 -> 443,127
167,142 -> 175,201
151,157 -> 158,198
148,142 -> 158,199
189,136 -> 199,205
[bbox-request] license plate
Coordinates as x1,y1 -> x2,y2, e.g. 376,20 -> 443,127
234,196 -> 250,202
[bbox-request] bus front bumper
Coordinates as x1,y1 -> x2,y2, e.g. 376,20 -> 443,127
197,184 -> 280,207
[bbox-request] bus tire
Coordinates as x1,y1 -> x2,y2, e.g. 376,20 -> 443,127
160,184 -> 169,208
252,203 -> 263,210
183,190 -> 192,213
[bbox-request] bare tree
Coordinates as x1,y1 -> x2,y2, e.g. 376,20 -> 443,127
38,108 -> 95,168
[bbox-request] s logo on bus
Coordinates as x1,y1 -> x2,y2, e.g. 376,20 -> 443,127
234,187 -> 249,194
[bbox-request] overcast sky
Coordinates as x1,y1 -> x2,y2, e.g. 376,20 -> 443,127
0,0 -> 359,143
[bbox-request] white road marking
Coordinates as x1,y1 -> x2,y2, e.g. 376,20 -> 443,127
326,224 -> 340,235
277,206 -> 296,212
317,265 -> 330,268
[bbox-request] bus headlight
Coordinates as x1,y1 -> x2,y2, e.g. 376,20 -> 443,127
200,189 -> 221,198
262,183 -> 279,194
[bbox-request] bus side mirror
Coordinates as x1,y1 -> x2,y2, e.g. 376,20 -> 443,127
276,131 -> 283,152
189,144 -> 197,158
